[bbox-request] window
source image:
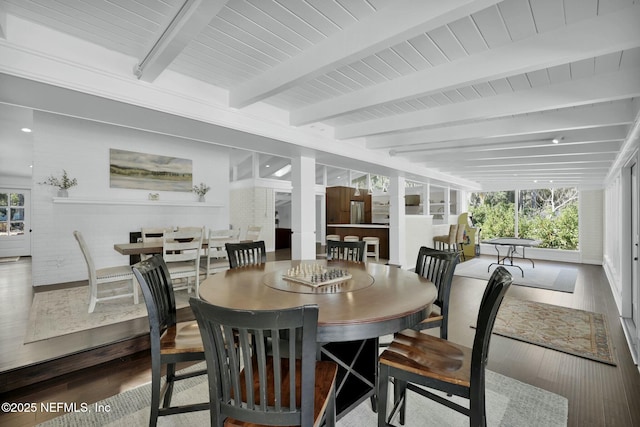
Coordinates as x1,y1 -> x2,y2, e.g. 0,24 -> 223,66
468,188 -> 578,250
0,192 -> 25,236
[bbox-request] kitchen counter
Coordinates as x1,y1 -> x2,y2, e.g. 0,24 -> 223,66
326,224 -> 390,260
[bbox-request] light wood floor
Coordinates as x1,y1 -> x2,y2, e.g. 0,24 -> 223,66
1,253 -> 639,426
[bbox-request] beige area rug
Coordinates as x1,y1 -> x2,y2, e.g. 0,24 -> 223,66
490,297 -> 616,366
24,285 -> 191,343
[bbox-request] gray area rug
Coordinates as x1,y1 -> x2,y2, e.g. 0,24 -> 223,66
24,285 -> 191,343
454,257 -> 577,293
37,363 -> 567,427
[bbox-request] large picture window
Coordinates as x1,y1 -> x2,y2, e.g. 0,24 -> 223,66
469,187 -> 578,250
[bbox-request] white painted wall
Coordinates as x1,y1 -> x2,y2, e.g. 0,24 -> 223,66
31,112 -> 229,286
229,186 -> 275,251
580,190 -> 604,264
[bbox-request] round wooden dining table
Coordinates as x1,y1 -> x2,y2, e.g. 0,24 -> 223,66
198,259 -> 436,418
198,259 -> 437,342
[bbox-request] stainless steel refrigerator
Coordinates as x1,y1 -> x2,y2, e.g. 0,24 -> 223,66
350,201 -> 365,224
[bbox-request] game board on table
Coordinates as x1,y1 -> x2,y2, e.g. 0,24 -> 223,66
282,263 -> 352,287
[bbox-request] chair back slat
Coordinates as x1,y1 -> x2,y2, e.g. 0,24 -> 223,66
190,299 -> 319,426
225,241 -> 267,268
327,240 -> 366,261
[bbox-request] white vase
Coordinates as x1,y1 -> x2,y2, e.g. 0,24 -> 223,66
199,195 -> 205,203
57,189 -> 68,197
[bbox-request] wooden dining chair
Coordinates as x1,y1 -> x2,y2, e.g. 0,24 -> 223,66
225,241 -> 267,268
162,227 -> 204,294
73,230 -> 138,313
412,246 -> 460,339
377,267 -> 512,427
189,299 -> 338,427
326,240 -> 366,262
132,255 -> 208,427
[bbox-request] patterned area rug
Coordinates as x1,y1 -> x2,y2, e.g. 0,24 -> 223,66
24,285 -> 191,343
492,297 -> 616,366
36,363 -> 568,427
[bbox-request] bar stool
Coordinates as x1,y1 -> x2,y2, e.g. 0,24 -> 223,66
344,235 -> 360,242
326,234 -> 341,243
363,237 -> 380,262
433,224 -> 458,251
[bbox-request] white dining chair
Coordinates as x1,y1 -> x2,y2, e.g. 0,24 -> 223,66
162,227 -> 204,294
141,227 -> 173,261
73,230 -> 139,313
201,228 -> 240,277
244,225 -> 262,242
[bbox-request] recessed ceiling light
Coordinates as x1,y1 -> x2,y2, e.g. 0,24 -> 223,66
552,136 -> 563,144
265,164 -> 270,168
21,127 -> 32,133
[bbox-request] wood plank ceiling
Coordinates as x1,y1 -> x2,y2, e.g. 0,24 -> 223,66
3,0 -> 640,189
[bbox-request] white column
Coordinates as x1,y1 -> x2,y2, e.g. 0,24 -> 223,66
389,175 -> 406,267
291,155 -> 316,260
317,193 -> 326,245
251,152 -> 260,178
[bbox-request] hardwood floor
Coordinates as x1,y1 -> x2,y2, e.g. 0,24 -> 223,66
1,254 -> 639,426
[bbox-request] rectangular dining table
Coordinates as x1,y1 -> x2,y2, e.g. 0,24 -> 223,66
197,259 -> 437,419
114,240 -> 210,264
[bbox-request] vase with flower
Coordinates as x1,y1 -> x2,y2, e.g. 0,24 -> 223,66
39,170 -> 78,197
193,182 -> 210,202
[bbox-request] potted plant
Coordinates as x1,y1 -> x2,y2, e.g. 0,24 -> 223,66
193,182 -> 210,202
40,169 -> 78,197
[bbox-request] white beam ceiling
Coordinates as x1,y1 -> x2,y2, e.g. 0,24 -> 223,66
134,0 -> 228,82
229,0 -> 502,108
371,100 -> 640,150
337,69 -> 640,139
1,0 -> 639,190
291,5 -> 640,127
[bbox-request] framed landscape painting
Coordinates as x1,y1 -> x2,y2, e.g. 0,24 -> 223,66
109,149 -> 193,191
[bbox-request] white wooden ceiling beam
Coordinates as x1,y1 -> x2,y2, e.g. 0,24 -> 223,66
367,100 -> 639,149
433,153 -> 616,168
228,0 -> 502,108
0,1 -> 6,39
292,4 -> 640,127
411,141 -> 622,164
389,126 -> 629,155
134,0 -> 228,82
337,66 -> 640,139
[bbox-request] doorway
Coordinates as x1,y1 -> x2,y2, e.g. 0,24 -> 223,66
275,192 -> 291,250
624,158 -> 640,363
0,189 -> 31,257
